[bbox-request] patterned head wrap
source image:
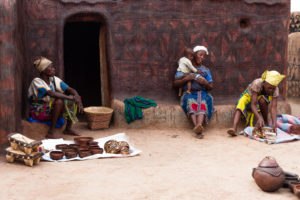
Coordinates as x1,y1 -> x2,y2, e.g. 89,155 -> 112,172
193,46 -> 209,55
34,57 -> 52,73
261,70 -> 285,87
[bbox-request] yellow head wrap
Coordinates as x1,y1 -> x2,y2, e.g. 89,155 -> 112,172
261,70 -> 285,87
34,57 -> 52,73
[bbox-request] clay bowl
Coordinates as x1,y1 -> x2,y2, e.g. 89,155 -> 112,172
294,185 -> 300,198
50,151 -> 64,160
290,182 -> 300,192
74,137 -> 94,146
55,144 -> 69,150
62,148 -> 75,153
76,146 -> 89,152
69,144 -> 80,150
64,150 -> 77,159
90,147 -> 104,155
88,141 -> 98,146
89,145 -> 100,149
78,150 -> 91,158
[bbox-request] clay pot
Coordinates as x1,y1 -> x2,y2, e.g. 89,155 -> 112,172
252,157 -> 285,192
89,145 -> 99,149
76,146 -> 89,152
64,150 -> 77,159
69,144 -> 80,150
119,141 -> 130,155
50,151 -> 64,160
62,148 -> 75,153
90,147 -> 103,155
289,182 -> 300,192
88,141 -> 98,146
78,150 -> 90,158
294,185 -> 300,198
104,140 -> 121,154
74,137 -> 94,146
55,144 -> 69,150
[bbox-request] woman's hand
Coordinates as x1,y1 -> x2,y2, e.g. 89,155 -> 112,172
255,116 -> 265,128
73,95 -> 83,113
183,73 -> 196,81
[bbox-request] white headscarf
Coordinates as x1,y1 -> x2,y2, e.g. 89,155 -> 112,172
193,46 -> 209,55
34,57 -> 52,73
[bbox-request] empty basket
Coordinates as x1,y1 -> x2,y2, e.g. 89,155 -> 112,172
83,106 -> 113,130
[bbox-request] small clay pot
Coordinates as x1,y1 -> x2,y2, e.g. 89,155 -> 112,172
62,148 -> 75,153
89,145 -> 99,149
78,150 -> 91,158
76,146 -> 89,152
64,150 -> 77,159
50,151 -> 64,160
88,141 -> 98,146
55,144 -> 69,150
69,144 -> 80,150
90,147 -> 103,155
289,182 -> 300,193
74,137 -> 94,146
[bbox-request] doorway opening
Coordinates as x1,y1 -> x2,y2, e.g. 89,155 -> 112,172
64,21 -> 102,107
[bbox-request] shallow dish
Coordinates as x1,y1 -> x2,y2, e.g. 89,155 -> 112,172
90,147 -> 103,155
78,150 -> 91,158
64,150 -> 77,159
55,144 -> 68,150
50,151 -> 64,160
74,137 -> 94,146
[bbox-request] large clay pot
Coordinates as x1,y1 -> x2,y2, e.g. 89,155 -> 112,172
252,156 -> 285,192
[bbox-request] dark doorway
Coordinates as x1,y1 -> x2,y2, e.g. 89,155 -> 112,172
64,21 -> 102,107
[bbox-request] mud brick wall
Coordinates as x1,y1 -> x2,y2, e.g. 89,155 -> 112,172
0,0 -> 290,146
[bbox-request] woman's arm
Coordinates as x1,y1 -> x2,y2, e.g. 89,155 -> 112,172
195,77 -> 213,91
270,97 -> 277,131
66,87 -> 83,112
251,92 -> 265,128
173,73 -> 196,87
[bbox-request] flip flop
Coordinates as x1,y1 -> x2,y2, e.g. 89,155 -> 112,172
227,128 -> 237,137
63,130 -> 81,136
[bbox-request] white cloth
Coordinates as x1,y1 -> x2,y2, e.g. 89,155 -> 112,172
177,57 -> 198,73
28,76 -> 66,102
193,46 -> 209,55
41,133 -> 142,162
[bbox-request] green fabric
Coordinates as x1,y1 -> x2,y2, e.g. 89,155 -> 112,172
124,96 -> 157,124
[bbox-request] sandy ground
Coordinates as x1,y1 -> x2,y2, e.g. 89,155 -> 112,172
0,100 -> 300,200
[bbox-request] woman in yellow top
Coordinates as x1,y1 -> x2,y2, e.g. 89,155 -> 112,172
227,70 -> 285,136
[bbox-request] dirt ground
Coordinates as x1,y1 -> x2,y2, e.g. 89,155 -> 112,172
0,99 -> 300,200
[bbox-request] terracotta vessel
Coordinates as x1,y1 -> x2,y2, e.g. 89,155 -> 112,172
88,141 -> 98,146
62,148 -> 75,153
64,150 -> 77,159
76,146 -> 89,152
78,150 -> 90,158
50,151 -> 64,160
104,140 -> 121,154
69,144 -> 80,150
294,185 -> 300,198
55,144 -> 69,150
89,145 -> 99,149
74,137 -> 94,146
119,141 -> 130,154
252,156 -> 285,192
90,147 -> 103,155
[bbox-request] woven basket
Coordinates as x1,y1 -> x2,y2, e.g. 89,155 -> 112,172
83,106 -> 113,130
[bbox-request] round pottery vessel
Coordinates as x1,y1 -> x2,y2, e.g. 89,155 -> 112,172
89,145 -> 99,149
55,144 -> 69,150
90,147 -> 103,155
295,185 -> 300,198
78,150 -> 90,158
50,151 -> 64,160
74,137 -> 94,146
88,141 -> 98,146
62,148 -> 75,153
76,146 -> 89,152
64,150 -> 77,159
69,144 -> 80,150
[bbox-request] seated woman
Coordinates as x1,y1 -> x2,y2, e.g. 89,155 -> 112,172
227,70 -> 285,136
28,57 -> 83,139
173,45 -> 214,139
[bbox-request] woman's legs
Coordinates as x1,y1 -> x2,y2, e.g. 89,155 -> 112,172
258,97 -> 269,124
63,119 -> 80,136
47,99 -> 64,138
228,109 -> 242,136
191,113 -> 205,138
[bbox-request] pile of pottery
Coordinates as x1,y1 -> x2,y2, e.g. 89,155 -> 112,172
50,137 -> 103,160
104,140 -> 130,154
252,127 -> 277,144
6,133 -> 44,167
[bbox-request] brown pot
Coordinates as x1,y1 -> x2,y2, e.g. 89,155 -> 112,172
62,148 -> 76,153
76,146 -> 89,152
64,150 -> 77,159
90,147 -> 103,155
69,144 -> 80,150
74,137 -> 94,146
252,157 -> 285,192
55,144 -> 69,150
89,145 -> 99,149
78,150 -> 90,158
88,141 -> 98,146
50,151 -> 64,160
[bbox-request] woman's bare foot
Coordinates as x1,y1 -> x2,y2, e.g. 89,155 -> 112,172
193,124 -> 204,139
63,129 -> 81,136
45,130 -> 62,139
227,128 -> 238,137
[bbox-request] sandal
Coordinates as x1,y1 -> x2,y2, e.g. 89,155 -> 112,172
227,128 -> 238,137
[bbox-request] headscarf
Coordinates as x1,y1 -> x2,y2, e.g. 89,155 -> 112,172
34,57 -> 52,73
193,46 -> 209,55
261,70 -> 285,87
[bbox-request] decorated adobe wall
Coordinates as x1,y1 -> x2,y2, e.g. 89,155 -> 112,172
0,0 -> 290,146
